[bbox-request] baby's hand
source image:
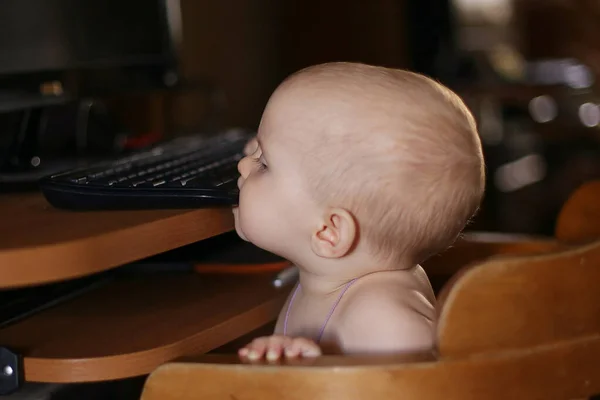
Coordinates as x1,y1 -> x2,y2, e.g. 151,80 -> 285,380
238,335 -> 322,361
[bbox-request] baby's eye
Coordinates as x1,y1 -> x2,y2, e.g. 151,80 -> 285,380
252,156 -> 268,172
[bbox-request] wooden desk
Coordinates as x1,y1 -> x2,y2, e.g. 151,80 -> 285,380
0,192 -> 234,288
0,191 -> 287,385
0,273 -> 288,383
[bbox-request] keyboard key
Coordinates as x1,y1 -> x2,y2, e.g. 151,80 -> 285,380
179,176 -> 214,186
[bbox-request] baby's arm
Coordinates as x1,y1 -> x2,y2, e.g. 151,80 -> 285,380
336,289 -> 435,354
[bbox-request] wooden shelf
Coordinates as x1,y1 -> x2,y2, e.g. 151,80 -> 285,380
0,272 -> 289,383
0,192 -> 234,288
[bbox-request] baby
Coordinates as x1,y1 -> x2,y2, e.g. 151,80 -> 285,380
232,62 -> 484,360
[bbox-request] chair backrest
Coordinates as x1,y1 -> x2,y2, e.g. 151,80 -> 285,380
555,180 -> 600,244
421,180 -> 599,295
422,235 -> 565,294
436,238 -> 600,357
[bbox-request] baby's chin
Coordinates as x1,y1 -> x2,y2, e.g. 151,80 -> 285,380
232,207 -> 250,242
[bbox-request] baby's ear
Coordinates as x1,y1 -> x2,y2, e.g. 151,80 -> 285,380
311,208 -> 357,259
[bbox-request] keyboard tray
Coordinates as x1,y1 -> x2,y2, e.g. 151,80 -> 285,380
0,272 -> 288,383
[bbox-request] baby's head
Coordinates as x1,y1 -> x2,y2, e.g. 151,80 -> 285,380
234,62 -> 484,268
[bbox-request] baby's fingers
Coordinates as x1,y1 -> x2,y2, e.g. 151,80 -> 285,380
265,336 -> 292,361
285,338 -> 322,358
239,336 -> 292,361
239,337 -> 269,360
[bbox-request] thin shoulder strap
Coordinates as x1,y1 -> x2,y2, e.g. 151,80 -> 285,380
283,283 -> 301,336
316,278 -> 357,343
284,279 -> 358,342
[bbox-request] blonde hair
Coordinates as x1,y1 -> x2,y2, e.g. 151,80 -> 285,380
282,62 -> 485,264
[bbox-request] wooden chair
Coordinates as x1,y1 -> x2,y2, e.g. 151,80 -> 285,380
555,180 -> 600,244
140,238 -> 600,400
423,179 -> 600,293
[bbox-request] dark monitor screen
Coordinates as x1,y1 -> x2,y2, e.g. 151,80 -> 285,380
0,0 -> 178,101
0,0 -> 175,74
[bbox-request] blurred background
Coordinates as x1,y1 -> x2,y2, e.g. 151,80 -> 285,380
1,0 -> 599,235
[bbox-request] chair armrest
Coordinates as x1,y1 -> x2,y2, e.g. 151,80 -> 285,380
140,353 -> 434,400
178,350 -> 435,367
140,336 -> 600,400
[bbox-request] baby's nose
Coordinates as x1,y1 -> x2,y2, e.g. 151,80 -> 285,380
238,155 -> 252,179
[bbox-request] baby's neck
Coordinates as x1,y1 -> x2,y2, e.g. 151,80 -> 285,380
297,269 -> 355,297
295,255 -> 414,297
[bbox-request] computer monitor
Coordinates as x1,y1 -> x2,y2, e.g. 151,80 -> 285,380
0,0 -> 181,107
0,0 -> 182,181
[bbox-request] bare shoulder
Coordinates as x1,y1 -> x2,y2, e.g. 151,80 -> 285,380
334,270 -> 436,354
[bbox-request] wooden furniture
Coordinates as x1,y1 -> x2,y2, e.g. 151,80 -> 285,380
0,180 -> 597,393
0,192 -> 234,288
140,239 -> 600,400
555,179 -> 600,244
0,274 -> 288,383
0,191 -> 288,389
423,179 -> 600,292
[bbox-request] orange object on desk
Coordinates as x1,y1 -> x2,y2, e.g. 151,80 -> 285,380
194,260 -> 291,274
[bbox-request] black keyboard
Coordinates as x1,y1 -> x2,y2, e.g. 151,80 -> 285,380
40,129 -> 251,210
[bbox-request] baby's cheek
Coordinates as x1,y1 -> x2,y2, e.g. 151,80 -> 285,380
242,211 -> 268,243
236,197 -> 266,244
